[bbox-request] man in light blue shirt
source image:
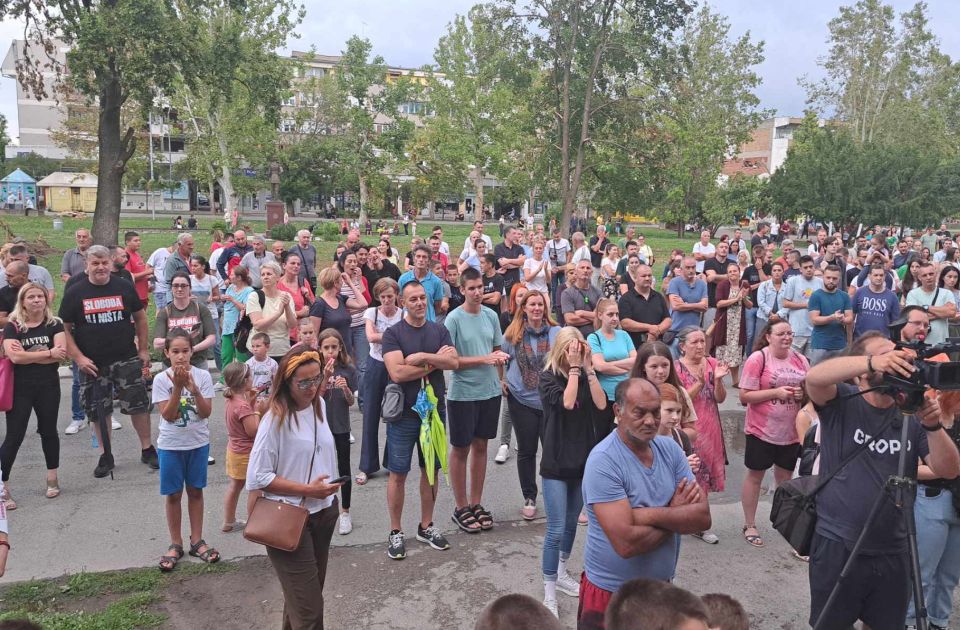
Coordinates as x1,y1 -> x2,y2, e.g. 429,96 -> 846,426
781,255 -> 823,356
580,379 -> 710,625
666,256 -> 707,353
398,245 -> 447,321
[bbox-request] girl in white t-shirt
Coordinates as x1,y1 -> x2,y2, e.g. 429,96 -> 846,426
522,240 -> 552,294
153,329 -> 218,572
357,278 -> 403,485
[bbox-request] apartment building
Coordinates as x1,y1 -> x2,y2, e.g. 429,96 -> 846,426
1,39 -> 187,166
722,116 -> 806,179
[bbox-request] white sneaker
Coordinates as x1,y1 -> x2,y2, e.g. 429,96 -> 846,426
65,420 -> 85,435
111,417 -> 121,430
557,572 -> 580,597
693,530 -> 719,544
542,597 -> 558,618
494,444 -> 510,463
339,512 -> 353,535
349,433 -> 356,444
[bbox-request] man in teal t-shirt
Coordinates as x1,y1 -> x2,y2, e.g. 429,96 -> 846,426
807,265 -> 852,366
443,268 -> 510,532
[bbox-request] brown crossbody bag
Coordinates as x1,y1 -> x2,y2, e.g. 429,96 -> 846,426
244,414 -> 317,552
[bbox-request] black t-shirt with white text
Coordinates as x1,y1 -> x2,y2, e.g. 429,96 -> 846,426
482,273 -> 504,317
814,383 -> 929,554
58,276 -> 143,366
3,320 -> 64,381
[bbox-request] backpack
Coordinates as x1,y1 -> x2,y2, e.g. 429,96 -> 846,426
234,289 -> 265,354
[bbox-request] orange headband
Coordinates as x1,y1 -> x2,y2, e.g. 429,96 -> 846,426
283,351 -> 321,380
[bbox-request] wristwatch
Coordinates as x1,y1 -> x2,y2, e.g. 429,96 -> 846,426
923,305 -> 930,312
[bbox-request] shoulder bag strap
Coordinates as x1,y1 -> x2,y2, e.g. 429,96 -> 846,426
297,411 -> 319,508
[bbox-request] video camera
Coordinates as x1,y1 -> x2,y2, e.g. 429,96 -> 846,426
881,337 -> 960,413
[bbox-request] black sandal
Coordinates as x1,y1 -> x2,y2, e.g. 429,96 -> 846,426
472,504 -> 494,531
451,506 -> 481,533
189,538 -> 221,563
159,544 -> 184,572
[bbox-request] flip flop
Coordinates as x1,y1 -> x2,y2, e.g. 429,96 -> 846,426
355,472 -> 368,486
742,526 -> 764,547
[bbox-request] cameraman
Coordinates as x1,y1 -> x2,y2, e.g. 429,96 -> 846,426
805,313 -> 960,630
902,308 -> 960,630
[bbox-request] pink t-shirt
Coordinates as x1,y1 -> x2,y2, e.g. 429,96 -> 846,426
740,348 -> 809,445
225,397 -> 257,454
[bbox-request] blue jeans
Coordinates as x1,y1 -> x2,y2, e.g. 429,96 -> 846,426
907,488 -> 960,627
744,307 -> 758,356
359,357 -> 387,475
70,361 -> 84,422
541,477 -> 583,580
350,325 -> 370,412
154,291 -> 168,309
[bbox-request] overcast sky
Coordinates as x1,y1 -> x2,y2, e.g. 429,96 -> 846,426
0,0 -> 957,143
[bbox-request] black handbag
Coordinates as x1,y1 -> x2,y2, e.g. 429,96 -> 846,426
234,289 -> 265,354
770,416 -> 894,556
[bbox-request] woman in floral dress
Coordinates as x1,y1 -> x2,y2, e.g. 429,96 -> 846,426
675,326 -> 729,544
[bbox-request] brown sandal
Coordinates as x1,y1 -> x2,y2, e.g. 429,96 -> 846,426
159,544 -> 184,572
189,539 -> 221,563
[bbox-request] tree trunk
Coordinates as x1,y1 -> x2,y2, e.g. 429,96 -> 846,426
207,178 -> 216,215
358,174 -> 369,225
92,72 -> 134,245
217,159 -> 235,224
474,169 -> 484,222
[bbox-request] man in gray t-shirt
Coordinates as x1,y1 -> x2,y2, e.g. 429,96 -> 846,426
561,260 -> 602,336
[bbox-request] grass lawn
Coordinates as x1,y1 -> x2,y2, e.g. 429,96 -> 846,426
0,213 -> 708,320
0,563 -> 234,629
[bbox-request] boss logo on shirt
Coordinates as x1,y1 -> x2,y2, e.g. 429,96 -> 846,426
82,296 -> 125,324
853,428 -> 912,455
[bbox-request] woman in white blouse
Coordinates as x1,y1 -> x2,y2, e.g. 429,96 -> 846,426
246,346 -> 344,628
523,239 -> 552,295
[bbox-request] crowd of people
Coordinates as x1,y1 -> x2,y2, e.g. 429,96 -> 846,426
0,218 -> 958,630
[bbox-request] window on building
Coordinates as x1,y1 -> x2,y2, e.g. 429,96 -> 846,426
775,125 -> 798,140
279,119 -> 297,133
399,101 -> 430,115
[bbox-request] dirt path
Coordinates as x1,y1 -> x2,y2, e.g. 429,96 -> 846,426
152,513 -> 812,630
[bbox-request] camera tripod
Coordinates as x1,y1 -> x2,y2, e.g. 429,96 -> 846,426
813,415 -> 928,630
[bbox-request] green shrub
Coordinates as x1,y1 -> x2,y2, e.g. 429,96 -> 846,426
268,222 -> 298,241
209,220 -> 226,233
316,221 -> 342,241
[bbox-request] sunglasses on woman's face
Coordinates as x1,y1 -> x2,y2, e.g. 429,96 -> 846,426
295,375 -> 323,390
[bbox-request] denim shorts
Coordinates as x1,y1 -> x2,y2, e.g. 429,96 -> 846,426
159,444 -> 210,495
386,410 -> 445,474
